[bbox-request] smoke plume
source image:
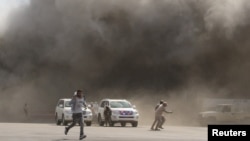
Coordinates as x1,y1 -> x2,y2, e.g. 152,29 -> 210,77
1,0 -> 250,124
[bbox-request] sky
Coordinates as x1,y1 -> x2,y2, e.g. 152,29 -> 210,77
0,0 -> 29,35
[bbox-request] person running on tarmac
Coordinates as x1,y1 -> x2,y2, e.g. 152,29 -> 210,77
151,102 -> 172,130
155,100 -> 165,129
65,90 -> 87,140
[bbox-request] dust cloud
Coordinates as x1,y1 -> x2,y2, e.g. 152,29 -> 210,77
1,0 -> 250,125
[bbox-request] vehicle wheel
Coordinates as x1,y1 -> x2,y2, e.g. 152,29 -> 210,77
55,113 -> 62,125
62,115 -> 68,126
132,121 -> 138,127
98,114 -> 104,126
86,122 -> 92,126
121,122 -> 126,127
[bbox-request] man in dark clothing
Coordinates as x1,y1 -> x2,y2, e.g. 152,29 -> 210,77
24,103 -> 28,117
104,105 -> 112,127
64,90 -> 87,140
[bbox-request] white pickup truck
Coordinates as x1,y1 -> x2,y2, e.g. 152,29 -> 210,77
198,104 -> 250,125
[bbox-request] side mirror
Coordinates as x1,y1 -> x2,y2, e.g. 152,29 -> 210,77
133,105 -> 136,109
88,105 -> 92,108
59,104 -> 63,108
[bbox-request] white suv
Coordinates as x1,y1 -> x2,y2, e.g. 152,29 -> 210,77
97,99 -> 139,127
55,98 -> 93,126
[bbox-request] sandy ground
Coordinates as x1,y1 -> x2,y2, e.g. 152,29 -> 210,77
0,122 -> 207,141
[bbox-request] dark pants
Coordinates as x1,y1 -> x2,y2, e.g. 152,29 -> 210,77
67,113 -> 84,135
104,109 -> 112,127
104,114 -> 111,126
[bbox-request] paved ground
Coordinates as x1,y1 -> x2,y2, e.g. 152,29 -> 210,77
0,123 -> 207,141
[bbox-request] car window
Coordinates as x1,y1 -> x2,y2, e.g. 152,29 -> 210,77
58,100 -> 64,106
110,101 -> 132,108
100,101 -> 107,108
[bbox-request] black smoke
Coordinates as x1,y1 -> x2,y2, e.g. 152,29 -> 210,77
1,0 -> 250,121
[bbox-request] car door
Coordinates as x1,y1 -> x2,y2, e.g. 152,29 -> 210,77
99,101 -> 108,120
57,100 -> 64,119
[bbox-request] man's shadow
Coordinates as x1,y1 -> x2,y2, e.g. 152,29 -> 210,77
52,139 -> 79,141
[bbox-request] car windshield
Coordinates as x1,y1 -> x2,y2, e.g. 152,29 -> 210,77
65,101 -> 71,107
64,101 -> 87,108
110,101 -> 132,108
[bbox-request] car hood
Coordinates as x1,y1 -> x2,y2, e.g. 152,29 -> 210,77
111,108 -> 137,112
64,107 -> 91,112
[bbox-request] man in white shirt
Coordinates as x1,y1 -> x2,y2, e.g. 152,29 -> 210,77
151,102 -> 172,130
154,100 -> 165,129
65,90 -> 87,140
